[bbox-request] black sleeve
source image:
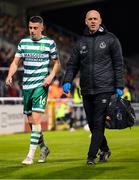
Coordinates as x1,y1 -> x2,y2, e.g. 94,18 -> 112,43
110,35 -> 124,89
63,41 -> 80,84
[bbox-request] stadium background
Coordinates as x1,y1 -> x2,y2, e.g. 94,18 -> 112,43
0,1 -> 139,179
0,0 -> 139,134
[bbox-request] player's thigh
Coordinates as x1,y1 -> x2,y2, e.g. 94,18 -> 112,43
23,89 -> 33,115
32,86 -> 48,113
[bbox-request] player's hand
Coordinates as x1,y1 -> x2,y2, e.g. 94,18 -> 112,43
43,74 -> 53,86
5,76 -> 13,87
62,82 -> 71,94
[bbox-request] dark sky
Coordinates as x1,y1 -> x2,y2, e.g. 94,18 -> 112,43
41,0 -> 139,57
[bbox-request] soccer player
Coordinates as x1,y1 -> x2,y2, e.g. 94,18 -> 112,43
6,16 -> 60,165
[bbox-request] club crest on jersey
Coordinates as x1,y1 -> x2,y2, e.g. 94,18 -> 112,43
99,41 -> 106,49
40,44 -> 45,51
80,45 -> 88,54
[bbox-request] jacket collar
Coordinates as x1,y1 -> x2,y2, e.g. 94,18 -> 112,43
83,25 -> 107,36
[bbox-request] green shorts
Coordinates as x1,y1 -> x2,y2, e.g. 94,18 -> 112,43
23,86 -> 49,115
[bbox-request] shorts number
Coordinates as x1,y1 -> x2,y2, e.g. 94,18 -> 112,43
40,96 -> 45,106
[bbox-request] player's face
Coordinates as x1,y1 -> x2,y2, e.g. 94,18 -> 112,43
29,22 -> 44,40
85,10 -> 102,33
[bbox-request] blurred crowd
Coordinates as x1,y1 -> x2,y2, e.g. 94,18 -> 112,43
0,14 -> 26,44
0,13 -> 139,103
124,61 -> 139,102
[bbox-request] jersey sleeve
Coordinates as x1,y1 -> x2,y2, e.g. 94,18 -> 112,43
49,40 -> 59,60
15,41 -> 23,58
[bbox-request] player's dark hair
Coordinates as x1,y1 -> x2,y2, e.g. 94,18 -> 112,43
29,16 -> 44,24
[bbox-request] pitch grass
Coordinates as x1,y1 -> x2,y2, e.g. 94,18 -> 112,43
0,126 -> 139,179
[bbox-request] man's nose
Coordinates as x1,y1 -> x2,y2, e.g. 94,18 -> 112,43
30,30 -> 34,33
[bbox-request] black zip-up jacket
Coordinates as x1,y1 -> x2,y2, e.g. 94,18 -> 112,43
63,26 -> 124,95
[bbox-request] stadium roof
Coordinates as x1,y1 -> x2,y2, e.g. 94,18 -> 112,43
6,0 -> 103,10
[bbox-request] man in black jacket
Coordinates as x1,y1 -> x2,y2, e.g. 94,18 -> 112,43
62,10 -> 124,165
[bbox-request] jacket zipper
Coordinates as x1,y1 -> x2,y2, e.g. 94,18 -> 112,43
90,36 -> 95,89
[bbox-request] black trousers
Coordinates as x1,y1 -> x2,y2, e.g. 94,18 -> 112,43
83,92 -> 113,159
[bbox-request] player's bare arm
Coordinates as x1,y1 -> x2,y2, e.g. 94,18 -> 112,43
5,57 -> 21,87
43,59 -> 60,86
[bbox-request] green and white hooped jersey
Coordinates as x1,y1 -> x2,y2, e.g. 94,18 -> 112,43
15,36 -> 59,90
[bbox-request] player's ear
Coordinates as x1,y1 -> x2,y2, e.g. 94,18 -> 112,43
41,24 -> 44,32
85,19 -> 88,25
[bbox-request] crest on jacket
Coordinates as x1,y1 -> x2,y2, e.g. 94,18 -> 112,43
80,45 -> 88,54
99,41 -> 106,49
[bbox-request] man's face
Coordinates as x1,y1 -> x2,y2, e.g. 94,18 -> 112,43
85,10 -> 102,33
29,22 -> 43,40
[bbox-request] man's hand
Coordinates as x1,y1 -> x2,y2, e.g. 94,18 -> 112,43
116,88 -> 123,97
62,83 -> 71,94
43,74 -> 54,86
5,76 -> 13,87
